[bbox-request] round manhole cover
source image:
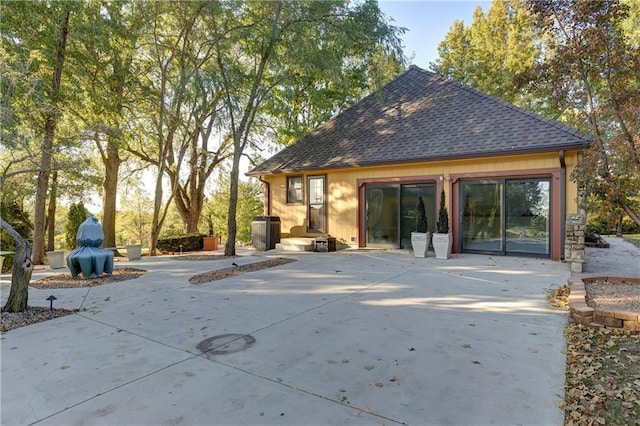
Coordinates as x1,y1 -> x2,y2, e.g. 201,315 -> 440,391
197,334 -> 256,356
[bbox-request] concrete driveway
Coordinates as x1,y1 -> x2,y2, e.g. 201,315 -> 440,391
1,250 -> 569,425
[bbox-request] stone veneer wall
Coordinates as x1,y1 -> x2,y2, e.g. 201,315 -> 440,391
565,214 -> 586,273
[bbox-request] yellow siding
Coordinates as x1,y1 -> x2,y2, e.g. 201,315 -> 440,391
261,151 -> 581,245
564,150 -> 580,215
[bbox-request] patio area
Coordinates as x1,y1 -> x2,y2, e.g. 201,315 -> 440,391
2,250 -> 572,425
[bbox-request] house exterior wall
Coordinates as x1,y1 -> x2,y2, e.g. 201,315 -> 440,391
260,150 -> 581,260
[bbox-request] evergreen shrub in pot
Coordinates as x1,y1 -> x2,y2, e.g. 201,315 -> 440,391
410,196 -> 430,258
433,189 -> 452,259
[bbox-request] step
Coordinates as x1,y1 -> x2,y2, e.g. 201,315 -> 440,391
275,242 -> 314,252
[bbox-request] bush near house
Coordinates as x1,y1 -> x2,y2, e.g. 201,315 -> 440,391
157,234 -> 205,253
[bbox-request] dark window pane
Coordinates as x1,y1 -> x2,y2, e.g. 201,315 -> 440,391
287,176 -> 302,203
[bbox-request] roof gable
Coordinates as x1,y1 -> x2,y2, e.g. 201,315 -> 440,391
249,66 -> 589,176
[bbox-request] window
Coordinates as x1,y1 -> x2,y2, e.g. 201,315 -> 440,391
287,176 -> 303,204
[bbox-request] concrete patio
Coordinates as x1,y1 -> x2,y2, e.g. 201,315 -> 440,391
2,249 -> 573,425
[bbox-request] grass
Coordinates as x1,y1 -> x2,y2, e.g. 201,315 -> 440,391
623,234 -> 640,248
547,286 -> 640,425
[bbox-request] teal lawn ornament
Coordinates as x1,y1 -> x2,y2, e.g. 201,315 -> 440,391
66,217 -> 114,278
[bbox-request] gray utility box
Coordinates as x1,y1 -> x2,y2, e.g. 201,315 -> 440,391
251,216 -> 281,251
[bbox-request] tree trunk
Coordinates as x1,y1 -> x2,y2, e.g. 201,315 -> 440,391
616,216 -> 623,238
101,135 -> 122,248
32,8 -> 70,264
46,170 -> 58,251
149,166 -> 163,256
225,145 -> 241,256
1,218 -> 33,313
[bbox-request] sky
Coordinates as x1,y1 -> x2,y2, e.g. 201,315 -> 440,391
378,0 -> 492,69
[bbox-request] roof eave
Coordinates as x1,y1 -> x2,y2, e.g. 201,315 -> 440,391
246,143 -> 589,177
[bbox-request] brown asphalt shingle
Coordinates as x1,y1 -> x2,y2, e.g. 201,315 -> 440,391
248,66 -> 589,176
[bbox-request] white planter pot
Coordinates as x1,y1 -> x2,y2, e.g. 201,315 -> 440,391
126,245 -> 142,261
432,233 -> 453,259
46,250 -> 66,269
411,232 -> 430,258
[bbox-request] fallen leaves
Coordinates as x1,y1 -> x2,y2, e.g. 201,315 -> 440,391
562,323 -> 640,425
31,268 -> 147,289
547,284 -> 570,309
189,258 -> 295,284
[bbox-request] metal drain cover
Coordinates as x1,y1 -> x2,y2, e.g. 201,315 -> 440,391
197,334 -> 256,356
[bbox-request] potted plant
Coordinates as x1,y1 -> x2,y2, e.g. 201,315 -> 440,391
202,215 -> 218,251
433,189 -> 453,259
411,196 -> 430,257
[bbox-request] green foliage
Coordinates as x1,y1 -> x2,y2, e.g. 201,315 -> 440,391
622,0 -> 640,47
415,196 -> 428,233
4,0 -> 406,258
0,200 -> 33,272
116,187 -> 153,246
585,225 -> 602,243
65,202 -> 89,249
437,190 -> 449,234
527,0 -> 640,226
157,233 -> 205,252
430,0 -> 543,110
207,175 -> 264,244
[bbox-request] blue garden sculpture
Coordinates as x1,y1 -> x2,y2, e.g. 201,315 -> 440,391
66,216 -> 114,278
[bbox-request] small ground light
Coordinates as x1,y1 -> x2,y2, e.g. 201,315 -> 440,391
46,295 -> 57,311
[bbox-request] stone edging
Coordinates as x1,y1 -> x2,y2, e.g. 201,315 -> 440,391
568,277 -> 640,331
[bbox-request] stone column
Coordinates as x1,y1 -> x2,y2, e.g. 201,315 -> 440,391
565,214 -> 586,273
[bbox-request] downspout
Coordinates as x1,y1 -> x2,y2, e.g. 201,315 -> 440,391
559,150 -> 566,260
258,175 -> 271,215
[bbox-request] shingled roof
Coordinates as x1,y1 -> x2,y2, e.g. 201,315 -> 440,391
248,66 -> 589,176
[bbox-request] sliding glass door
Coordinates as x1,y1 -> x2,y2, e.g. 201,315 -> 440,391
461,178 -> 550,257
505,180 -> 550,255
366,185 -> 399,247
365,183 -> 435,248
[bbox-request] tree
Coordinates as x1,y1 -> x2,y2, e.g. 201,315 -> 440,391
31,3 -> 73,265
69,0 -> 142,250
207,171 -> 263,243
1,1 -> 102,263
430,0 -> 543,110
117,187 -> 153,246
126,1 -> 232,253
0,151 -> 36,312
528,0 -> 640,226
0,218 -> 34,313
211,0 -> 404,256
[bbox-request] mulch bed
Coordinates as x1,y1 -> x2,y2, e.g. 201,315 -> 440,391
29,267 -> 147,289
584,277 -> 640,313
174,254 -> 236,261
1,306 -> 84,332
189,258 -> 296,284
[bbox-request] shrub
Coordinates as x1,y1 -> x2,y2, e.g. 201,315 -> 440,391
65,202 -> 89,249
585,225 -> 601,243
157,233 -> 206,252
622,217 -> 640,234
436,189 -> 449,234
415,196 -> 428,233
